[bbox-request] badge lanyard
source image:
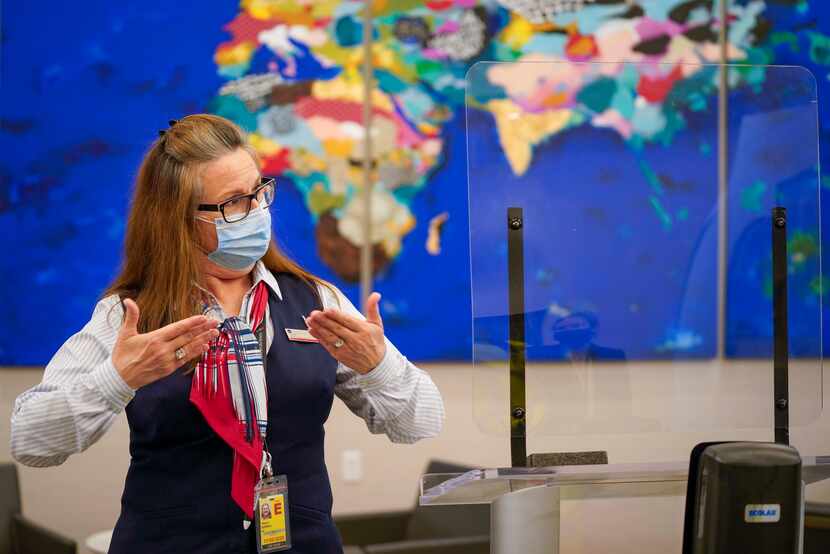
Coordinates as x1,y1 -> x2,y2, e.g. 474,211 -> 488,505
252,321 -> 292,552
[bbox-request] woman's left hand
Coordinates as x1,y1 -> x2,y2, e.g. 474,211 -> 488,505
306,292 -> 386,374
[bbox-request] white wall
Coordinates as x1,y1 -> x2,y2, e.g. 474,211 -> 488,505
2,362 -> 830,553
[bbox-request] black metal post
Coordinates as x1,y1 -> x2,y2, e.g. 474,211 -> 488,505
507,207 -> 527,467
772,207 -> 789,446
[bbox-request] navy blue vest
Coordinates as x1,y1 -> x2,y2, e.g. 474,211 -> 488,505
108,274 -> 342,553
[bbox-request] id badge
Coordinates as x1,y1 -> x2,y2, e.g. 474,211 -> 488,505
255,474 -> 291,553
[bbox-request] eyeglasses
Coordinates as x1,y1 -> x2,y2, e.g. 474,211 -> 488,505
197,177 -> 275,223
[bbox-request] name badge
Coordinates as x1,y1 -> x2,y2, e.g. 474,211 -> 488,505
285,328 -> 319,343
256,474 -> 291,552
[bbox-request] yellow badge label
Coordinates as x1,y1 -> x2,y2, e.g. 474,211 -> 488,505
259,493 -> 287,546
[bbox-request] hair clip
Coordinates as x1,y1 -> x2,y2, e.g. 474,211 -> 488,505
158,119 -> 179,138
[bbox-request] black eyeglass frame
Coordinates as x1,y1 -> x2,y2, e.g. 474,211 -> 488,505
196,177 -> 276,223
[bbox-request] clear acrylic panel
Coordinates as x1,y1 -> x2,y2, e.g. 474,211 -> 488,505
467,62 -> 822,445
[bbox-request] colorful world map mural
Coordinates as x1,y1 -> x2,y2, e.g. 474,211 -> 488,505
2,1 -> 830,364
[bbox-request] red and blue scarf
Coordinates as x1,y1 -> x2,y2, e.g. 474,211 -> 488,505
189,281 -> 270,519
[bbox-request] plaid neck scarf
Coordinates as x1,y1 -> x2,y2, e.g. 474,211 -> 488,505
189,281 -> 270,519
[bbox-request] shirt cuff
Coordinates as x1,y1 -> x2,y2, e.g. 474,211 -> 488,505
352,342 -> 401,392
90,358 -> 136,410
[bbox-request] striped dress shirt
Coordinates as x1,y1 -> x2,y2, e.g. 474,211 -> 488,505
10,263 -> 445,467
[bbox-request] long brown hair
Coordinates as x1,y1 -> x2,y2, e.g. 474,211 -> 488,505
105,113 -> 331,333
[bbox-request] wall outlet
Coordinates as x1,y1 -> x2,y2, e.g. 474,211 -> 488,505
342,449 -> 363,483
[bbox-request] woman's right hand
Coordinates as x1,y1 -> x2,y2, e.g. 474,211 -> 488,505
112,299 -> 220,390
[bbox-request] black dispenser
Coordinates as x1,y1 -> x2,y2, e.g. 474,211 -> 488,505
682,208 -> 804,554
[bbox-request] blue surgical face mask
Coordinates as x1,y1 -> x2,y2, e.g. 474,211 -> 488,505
199,207 -> 272,270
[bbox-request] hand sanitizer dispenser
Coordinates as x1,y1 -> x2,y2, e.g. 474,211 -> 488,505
684,441 -> 803,554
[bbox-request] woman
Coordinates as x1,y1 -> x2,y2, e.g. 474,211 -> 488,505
10,114 -> 444,553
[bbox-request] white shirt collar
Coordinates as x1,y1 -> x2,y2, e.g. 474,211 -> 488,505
197,261 -> 283,323
251,260 -> 282,301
